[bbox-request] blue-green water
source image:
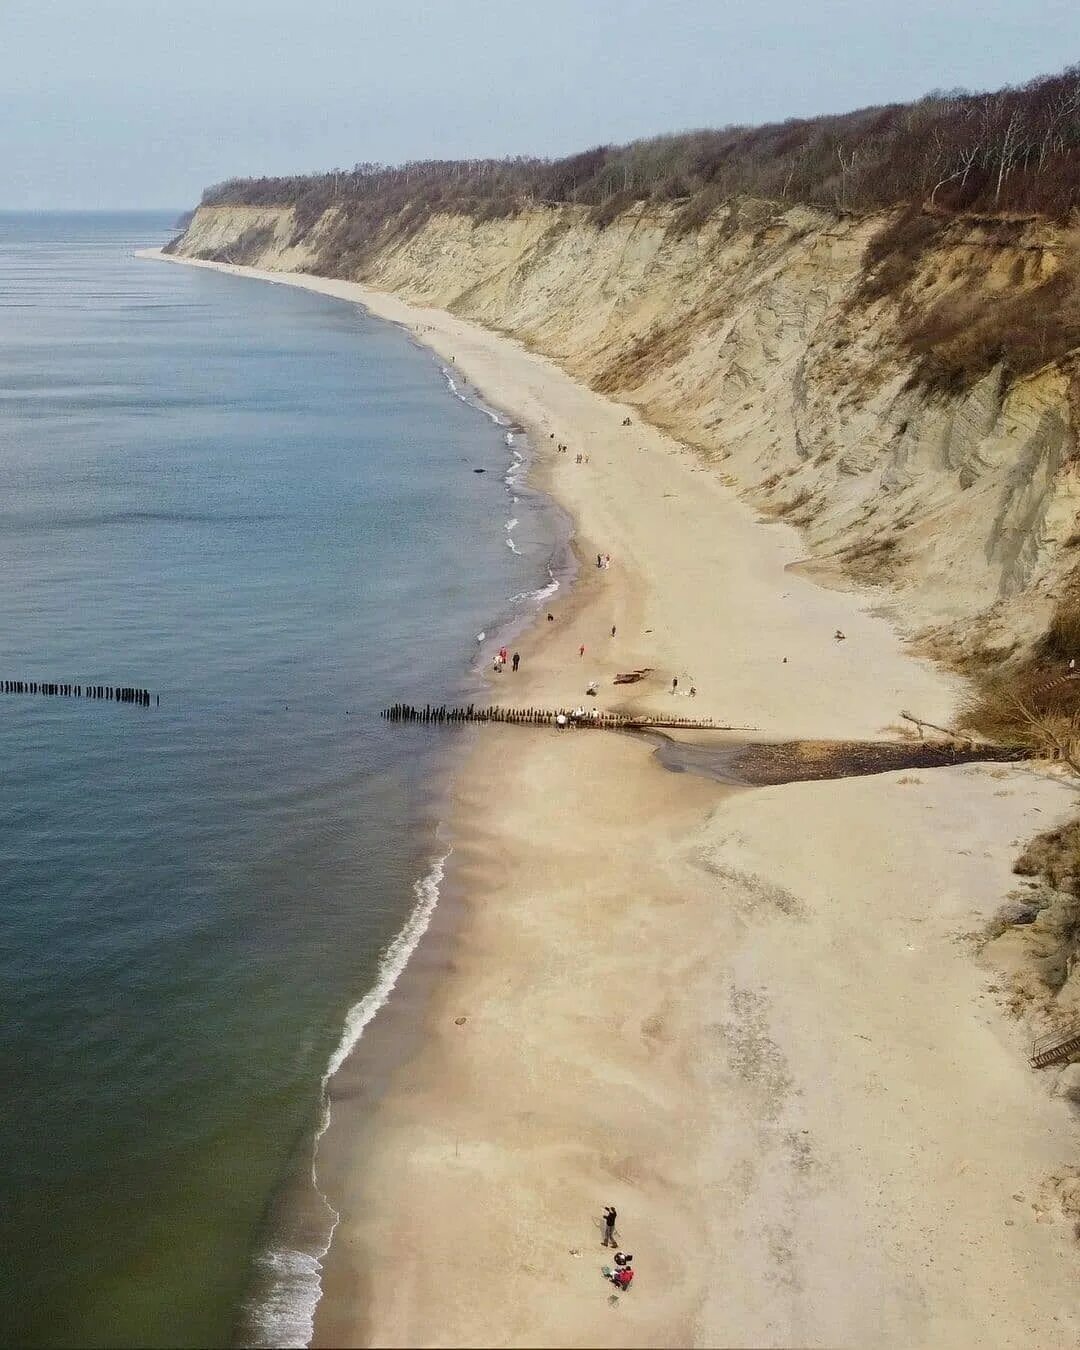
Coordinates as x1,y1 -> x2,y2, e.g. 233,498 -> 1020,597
0,213 -> 565,1348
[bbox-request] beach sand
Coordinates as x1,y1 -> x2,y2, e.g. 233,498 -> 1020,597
145,250 -> 1080,1347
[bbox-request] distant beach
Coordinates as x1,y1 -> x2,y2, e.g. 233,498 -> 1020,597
148,249 -> 1080,1349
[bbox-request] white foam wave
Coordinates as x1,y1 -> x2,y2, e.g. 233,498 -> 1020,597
530,571 -> 559,601
248,851 -> 451,1348
324,850 -> 449,1080
244,1247 -> 324,1350
439,365 -> 504,424
508,566 -> 560,606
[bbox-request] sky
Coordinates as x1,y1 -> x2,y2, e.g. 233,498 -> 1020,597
3,0 -> 1078,209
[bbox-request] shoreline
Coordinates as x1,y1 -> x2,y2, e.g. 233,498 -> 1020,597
143,249 -> 1080,1347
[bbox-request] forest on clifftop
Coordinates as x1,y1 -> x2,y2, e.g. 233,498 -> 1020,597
202,65 -> 1080,237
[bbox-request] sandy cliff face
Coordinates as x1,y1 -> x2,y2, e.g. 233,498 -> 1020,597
175,200 -> 1080,658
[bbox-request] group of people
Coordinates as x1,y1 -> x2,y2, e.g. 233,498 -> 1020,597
491,646 -> 520,674
548,430 -> 592,465
596,553 -> 611,569
601,1206 -> 634,1291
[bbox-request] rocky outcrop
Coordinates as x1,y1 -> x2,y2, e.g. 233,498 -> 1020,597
173,199 -> 1080,659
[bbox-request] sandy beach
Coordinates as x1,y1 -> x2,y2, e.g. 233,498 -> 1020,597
145,250 -> 1080,1347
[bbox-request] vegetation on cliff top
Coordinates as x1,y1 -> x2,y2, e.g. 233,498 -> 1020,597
184,67 -> 1080,399
202,66 -> 1080,239
193,67 -> 1080,395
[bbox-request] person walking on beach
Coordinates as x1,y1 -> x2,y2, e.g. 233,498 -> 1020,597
579,644 -> 586,658
512,652 -> 520,672
611,625 -> 616,638
602,1205 -> 617,1247
672,676 -> 678,694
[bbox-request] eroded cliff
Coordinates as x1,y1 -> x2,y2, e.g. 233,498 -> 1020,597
173,198 -> 1080,662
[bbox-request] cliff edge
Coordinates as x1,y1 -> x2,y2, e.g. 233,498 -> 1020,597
172,194 -> 1080,668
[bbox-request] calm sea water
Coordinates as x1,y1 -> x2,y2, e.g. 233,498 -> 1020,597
0,213 -> 564,1348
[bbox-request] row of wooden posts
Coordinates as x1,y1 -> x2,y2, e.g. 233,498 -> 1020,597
2,681 -> 155,707
0,688 -> 729,725
381,702 -> 734,731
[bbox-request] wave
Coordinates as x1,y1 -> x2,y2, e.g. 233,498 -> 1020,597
243,1247 -> 324,1350
323,850 -> 449,1081
504,441 -> 524,489
439,365 -> 504,426
247,850 -> 450,1348
249,355 -> 557,1347
509,564 -> 560,607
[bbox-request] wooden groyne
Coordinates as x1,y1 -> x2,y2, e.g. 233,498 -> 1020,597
2,681 -> 155,707
1031,1018 -> 1080,1069
381,703 -> 743,731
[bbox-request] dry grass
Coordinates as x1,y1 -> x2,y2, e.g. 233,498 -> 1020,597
903,264 -> 1080,390
1006,822 -> 1080,994
594,318 -> 696,393
1015,818 -> 1080,892
960,664 -> 1080,767
855,208 -> 1080,392
858,207 -> 948,304
958,586 -> 1080,767
1036,596 -> 1080,663
771,487 -> 814,517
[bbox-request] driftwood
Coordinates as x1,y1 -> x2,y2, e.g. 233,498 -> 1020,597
613,668 -> 653,685
900,710 -> 973,746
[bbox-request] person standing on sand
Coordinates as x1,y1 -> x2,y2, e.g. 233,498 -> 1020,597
512,652 -> 520,672
579,644 -> 586,658
672,676 -> 678,694
602,1205 -> 617,1247
611,625 -> 616,638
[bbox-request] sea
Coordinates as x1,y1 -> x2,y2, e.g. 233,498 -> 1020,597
0,212 -> 567,1348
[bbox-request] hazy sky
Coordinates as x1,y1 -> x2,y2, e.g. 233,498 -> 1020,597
4,0 -> 1078,209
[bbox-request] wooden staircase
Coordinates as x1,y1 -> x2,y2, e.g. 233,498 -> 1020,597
1030,1019 -> 1080,1069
